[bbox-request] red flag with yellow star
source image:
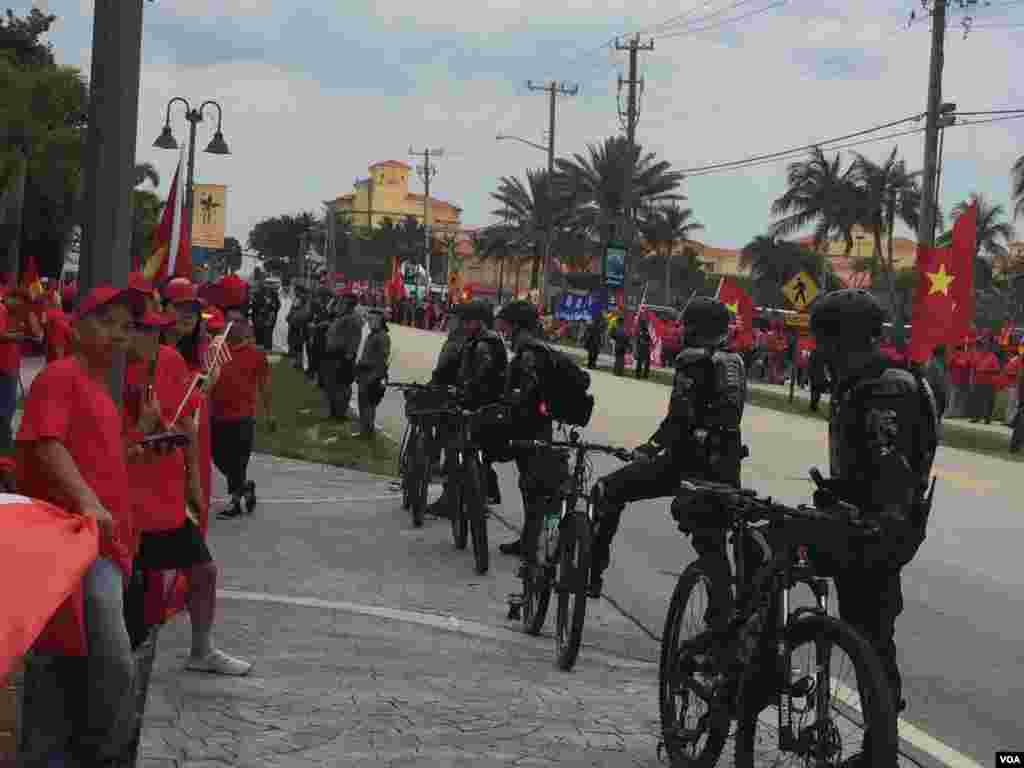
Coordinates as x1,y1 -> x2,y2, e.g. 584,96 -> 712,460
716,277 -> 755,350
908,202 -> 976,363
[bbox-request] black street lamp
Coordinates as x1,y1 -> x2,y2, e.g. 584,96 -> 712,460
153,98 -> 230,273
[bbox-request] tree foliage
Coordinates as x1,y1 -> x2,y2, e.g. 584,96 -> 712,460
247,212 -> 319,263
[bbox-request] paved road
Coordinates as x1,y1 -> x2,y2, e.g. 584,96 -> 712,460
375,325 -> 1021,767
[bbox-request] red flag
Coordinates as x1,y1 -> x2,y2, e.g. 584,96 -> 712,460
716,277 -> 755,350
19,254 -> 43,300
142,157 -> 191,282
1,495 -> 99,678
385,256 -> 406,302
909,202 -> 977,363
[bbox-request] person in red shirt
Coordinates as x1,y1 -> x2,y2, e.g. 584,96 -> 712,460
969,339 -> 1001,424
1002,349 -> 1023,427
42,291 -> 73,363
15,284 -> 155,764
125,308 -> 251,676
0,289 -> 42,450
210,320 -> 274,518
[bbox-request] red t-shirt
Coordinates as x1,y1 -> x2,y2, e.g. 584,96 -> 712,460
0,303 -> 19,374
210,343 -> 269,421
15,357 -> 134,576
973,351 -> 1001,387
123,346 -> 195,533
45,308 -> 72,363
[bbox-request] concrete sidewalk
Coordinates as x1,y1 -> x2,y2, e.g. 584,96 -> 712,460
132,454 -> 932,768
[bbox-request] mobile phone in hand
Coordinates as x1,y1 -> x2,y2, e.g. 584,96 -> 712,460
139,431 -> 191,450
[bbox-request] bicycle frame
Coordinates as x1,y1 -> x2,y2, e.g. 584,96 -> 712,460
728,515 -> 835,751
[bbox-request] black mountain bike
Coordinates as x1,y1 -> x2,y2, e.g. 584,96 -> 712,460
390,382 -> 457,528
506,430 -> 633,671
421,400 -> 511,575
658,471 -> 898,768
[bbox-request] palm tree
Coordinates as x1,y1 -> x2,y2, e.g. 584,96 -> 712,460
769,147 -> 862,255
133,162 -> 160,189
937,193 -> 1015,275
850,147 -> 922,341
640,201 -> 704,304
490,168 -> 569,292
129,162 -> 162,270
556,136 -> 684,294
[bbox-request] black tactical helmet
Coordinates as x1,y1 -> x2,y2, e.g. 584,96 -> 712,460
455,299 -> 493,325
809,289 -> 885,340
496,299 -> 539,332
681,296 -> 731,347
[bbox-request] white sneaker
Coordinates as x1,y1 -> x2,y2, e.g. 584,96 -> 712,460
186,648 -> 252,676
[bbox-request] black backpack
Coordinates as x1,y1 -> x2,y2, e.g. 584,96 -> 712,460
538,344 -> 595,427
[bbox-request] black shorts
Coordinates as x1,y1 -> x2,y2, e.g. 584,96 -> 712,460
136,518 -> 213,571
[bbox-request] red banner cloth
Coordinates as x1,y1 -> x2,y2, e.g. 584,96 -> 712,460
0,496 -> 99,678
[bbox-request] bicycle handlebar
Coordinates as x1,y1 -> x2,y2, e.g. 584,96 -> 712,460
508,438 -> 634,463
675,478 -> 878,533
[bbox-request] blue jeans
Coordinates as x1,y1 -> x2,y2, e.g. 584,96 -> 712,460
22,558 -> 137,767
0,372 -> 17,451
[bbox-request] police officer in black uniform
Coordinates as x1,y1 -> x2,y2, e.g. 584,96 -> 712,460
426,300 -> 507,518
588,297 -> 747,598
305,289 -> 331,382
808,345 -> 830,413
493,300 -> 571,568
806,289 -> 938,766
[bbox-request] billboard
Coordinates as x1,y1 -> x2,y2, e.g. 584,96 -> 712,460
191,183 -> 227,249
606,242 -> 625,288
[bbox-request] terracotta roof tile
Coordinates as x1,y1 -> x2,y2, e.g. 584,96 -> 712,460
370,160 -> 411,170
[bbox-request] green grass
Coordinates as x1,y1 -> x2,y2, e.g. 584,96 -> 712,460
558,346 -> 1023,462
255,359 -> 399,476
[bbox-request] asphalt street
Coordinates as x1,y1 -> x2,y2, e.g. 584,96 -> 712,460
373,324 -> 1022,767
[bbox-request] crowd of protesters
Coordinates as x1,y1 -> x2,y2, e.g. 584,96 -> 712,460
0,270 -> 283,765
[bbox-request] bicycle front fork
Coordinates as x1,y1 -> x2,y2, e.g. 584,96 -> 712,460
776,574 -> 830,750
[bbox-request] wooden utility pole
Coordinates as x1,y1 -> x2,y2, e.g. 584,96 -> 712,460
526,80 -> 578,311
410,146 -> 444,293
916,0 -> 949,256
614,34 -> 653,315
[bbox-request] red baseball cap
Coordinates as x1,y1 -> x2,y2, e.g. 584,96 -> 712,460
163,277 -> 206,306
201,305 -> 227,332
73,285 -> 146,321
136,310 -> 176,329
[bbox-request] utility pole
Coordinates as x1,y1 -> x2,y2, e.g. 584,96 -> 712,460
410,146 -> 444,294
527,80 -> 578,311
614,34 -> 654,316
915,0 -> 949,257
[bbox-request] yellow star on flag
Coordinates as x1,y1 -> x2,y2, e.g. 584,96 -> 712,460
926,263 -> 955,296
725,301 -> 738,315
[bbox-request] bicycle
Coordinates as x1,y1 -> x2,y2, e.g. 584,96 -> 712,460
389,382 -> 457,528
657,470 -> 898,768
416,399 -> 512,575
505,429 -> 633,671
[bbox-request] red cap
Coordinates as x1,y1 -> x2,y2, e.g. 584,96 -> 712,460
163,277 -> 205,306
127,272 -> 154,295
62,282 -> 78,301
201,305 -> 227,332
137,310 -> 176,329
73,285 -> 146,321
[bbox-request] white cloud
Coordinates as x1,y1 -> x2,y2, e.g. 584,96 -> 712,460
74,0 -> 1021,251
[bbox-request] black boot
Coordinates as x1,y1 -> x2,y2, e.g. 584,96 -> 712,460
427,488 -> 454,519
218,495 -> 244,519
243,480 -> 256,515
486,465 -> 501,505
499,539 -> 522,555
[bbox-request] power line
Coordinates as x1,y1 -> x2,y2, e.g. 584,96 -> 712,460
654,0 -> 788,39
642,0 -> 764,35
676,113 -> 924,174
680,112 -> 1024,178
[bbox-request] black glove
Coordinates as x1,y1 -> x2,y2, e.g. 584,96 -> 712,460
634,442 -> 661,461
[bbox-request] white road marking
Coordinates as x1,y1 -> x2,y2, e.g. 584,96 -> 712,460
216,589 -> 981,767
216,588 -> 653,672
211,494 -> 403,505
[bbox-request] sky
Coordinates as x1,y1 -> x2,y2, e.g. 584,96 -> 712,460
35,0 -> 1024,250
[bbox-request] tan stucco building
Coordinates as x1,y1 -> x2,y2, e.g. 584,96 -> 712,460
328,160 -> 462,234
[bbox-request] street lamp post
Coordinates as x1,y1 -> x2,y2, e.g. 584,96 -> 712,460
153,98 -> 230,278
496,134 -> 554,308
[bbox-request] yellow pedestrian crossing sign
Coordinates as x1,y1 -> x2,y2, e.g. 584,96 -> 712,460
783,271 -> 818,311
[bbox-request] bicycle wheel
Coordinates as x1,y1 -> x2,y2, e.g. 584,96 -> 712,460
450,458 -> 468,550
464,453 -> 489,575
408,428 -> 429,528
398,423 -> 412,510
658,557 -> 734,768
522,560 -> 552,636
555,508 -> 591,671
733,614 -> 897,768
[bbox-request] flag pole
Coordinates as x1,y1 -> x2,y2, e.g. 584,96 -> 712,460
715,276 -> 724,300
167,147 -> 185,278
